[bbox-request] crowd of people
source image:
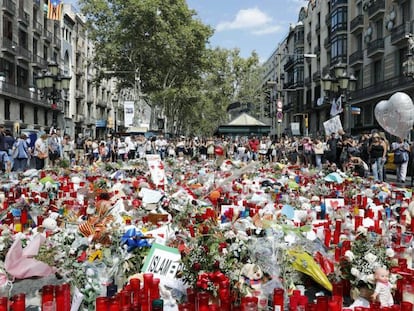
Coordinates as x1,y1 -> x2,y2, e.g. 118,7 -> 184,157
0,125 -> 412,184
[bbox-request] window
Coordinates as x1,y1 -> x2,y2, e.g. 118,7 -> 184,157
3,17 -> 13,40
375,19 -> 383,38
19,103 -> 24,123
397,48 -> 408,76
16,67 -> 28,88
4,99 -> 10,120
331,34 -> 347,62
33,38 -> 38,56
372,60 -> 382,84
331,7 -> 347,32
18,30 -> 28,49
401,1 -> 410,23
44,45 -> 49,61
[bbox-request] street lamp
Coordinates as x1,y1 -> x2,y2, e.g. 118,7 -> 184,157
322,62 -> 357,133
35,62 -> 71,128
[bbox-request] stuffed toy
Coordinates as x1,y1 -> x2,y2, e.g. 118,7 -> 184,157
239,263 -> 263,292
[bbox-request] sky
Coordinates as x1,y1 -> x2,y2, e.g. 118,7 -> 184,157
65,0 -> 308,62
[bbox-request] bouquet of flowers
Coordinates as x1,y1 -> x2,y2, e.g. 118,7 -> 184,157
339,230 -> 398,290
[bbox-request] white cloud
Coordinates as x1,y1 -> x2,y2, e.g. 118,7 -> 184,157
252,25 -> 282,35
216,7 -> 272,32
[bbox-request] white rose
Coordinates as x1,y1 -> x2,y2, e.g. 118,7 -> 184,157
344,250 -> 355,261
86,268 -> 95,277
385,248 -> 395,257
364,253 -> 377,265
351,267 -> 360,277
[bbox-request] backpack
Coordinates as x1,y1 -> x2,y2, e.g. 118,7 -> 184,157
393,149 -> 409,164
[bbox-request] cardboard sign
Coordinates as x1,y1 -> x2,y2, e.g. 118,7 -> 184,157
141,243 -> 182,280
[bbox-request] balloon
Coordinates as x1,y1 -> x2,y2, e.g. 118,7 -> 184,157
214,146 -> 224,156
374,92 -> 414,139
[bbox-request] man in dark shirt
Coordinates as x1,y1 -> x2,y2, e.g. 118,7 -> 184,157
0,125 -> 11,173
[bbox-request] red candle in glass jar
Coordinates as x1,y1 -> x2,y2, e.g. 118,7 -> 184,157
12,294 -> 25,311
42,285 -> 55,309
0,297 -> 7,311
96,297 -> 109,311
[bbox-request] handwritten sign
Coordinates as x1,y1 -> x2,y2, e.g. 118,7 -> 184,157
141,243 -> 182,280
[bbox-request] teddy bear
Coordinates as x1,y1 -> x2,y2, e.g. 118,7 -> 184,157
239,263 -> 264,293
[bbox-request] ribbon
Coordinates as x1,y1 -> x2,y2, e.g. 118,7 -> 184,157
121,228 -> 151,252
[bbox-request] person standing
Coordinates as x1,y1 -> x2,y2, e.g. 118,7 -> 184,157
12,134 -> 29,172
48,131 -> 61,166
368,133 -> 387,182
391,137 -> 410,184
0,125 -> 11,173
34,133 -> 48,170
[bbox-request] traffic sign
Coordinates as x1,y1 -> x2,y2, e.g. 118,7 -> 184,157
276,111 -> 283,122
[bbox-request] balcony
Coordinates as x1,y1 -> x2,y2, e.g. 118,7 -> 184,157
391,22 -> 412,46
1,37 -> 16,55
53,36 -> 61,49
352,75 -> 413,101
367,38 -> 384,58
367,0 -> 385,20
350,15 -> 364,33
312,70 -> 321,82
16,45 -> 31,62
33,20 -> 42,35
0,82 -> 49,108
349,50 -> 364,67
18,9 -> 29,26
75,90 -> 84,99
74,115 -> 85,123
283,57 -> 295,71
31,54 -> 47,69
43,29 -> 53,42
1,0 -> 16,15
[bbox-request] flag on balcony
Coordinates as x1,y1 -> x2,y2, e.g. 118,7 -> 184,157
47,0 -> 62,21
330,96 -> 343,117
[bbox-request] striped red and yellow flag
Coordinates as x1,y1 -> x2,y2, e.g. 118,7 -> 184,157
47,0 -> 62,21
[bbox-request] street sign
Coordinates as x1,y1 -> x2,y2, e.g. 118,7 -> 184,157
276,111 -> 283,122
277,101 -> 283,111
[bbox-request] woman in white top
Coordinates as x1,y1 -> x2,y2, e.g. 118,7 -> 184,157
117,138 -> 127,161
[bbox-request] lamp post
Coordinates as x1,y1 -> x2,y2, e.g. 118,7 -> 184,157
321,62 -> 356,134
35,62 -> 71,128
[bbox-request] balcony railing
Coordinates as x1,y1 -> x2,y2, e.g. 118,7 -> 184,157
352,75 -> 412,100
350,15 -> 364,32
283,57 -> 295,71
33,20 -> 43,34
18,9 -> 29,26
1,0 -> 16,15
32,54 -> 47,68
349,50 -> 364,66
16,45 -> 31,61
391,22 -> 412,46
367,0 -> 385,19
367,38 -> 384,58
43,29 -> 53,42
0,82 -> 51,108
1,37 -> 16,55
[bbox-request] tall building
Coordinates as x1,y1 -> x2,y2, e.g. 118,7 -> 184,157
0,1 -> 115,139
262,0 -> 414,138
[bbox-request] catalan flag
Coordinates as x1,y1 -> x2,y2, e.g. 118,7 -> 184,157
47,0 -> 62,21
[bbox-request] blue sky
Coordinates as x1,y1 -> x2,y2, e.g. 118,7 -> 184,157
66,0 -> 307,62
